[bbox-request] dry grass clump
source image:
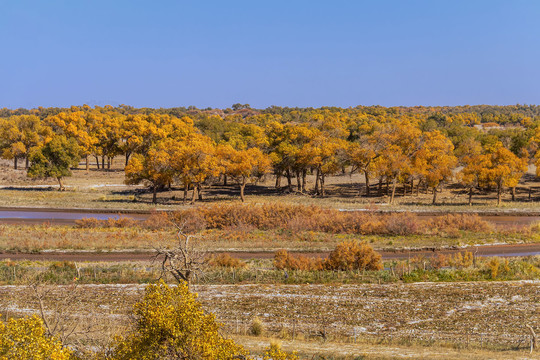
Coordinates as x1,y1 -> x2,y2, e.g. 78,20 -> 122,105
207,253 -> 247,269
75,216 -> 138,228
274,241 -> 382,272
249,316 -> 264,336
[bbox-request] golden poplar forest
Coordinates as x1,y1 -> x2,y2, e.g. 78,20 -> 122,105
0,104 -> 537,206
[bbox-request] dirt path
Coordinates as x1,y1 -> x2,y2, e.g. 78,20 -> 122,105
1,243 -> 539,262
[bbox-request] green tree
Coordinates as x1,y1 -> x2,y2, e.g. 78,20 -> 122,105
27,135 -> 80,191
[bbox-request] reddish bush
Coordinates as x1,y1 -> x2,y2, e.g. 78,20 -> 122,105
384,213 -> 420,235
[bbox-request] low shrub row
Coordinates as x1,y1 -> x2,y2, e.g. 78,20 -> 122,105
76,203 -> 493,237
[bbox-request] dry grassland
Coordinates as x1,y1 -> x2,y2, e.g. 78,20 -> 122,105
0,281 -> 538,358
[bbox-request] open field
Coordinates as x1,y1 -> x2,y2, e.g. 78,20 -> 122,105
3,159 -> 540,212
0,281 -> 538,359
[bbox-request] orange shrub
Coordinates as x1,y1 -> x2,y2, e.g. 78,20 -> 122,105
273,250 -> 323,271
430,253 -> 449,269
207,253 -> 247,269
426,214 -> 491,233
324,241 -> 383,271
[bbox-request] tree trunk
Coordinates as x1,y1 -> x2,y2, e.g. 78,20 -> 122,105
101,156 -> 105,170
386,179 -> 390,195
57,177 -> 65,191
191,186 -> 198,204
286,167 -> 292,191
511,187 -> 516,201
25,157 -> 29,169
390,177 -> 397,204
320,173 -> 325,197
240,181 -> 246,202
183,185 -> 188,204
497,183 -> 502,206
314,168 -> 320,195
107,157 -> 111,170
223,174 -> 228,186
296,171 -> 302,192
95,156 -> 100,169
378,176 -> 383,197
432,187 -> 437,204
197,184 -> 203,201
469,187 -> 473,206
125,153 -> 130,166
275,171 -> 281,188
152,186 -> 157,204
302,169 -> 307,192
85,155 -> 89,172
364,171 -> 370,197
14,158 -> 17,170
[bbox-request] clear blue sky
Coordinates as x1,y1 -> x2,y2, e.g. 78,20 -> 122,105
1,0 -> 539,109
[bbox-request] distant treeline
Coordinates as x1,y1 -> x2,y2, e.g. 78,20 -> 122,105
1,104 -> 539,204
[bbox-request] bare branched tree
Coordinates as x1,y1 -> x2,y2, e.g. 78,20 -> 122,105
154,221 -> 207,284
30,280 -> 105,351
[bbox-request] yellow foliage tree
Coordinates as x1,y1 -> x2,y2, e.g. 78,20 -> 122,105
414,131 -> 458,204
125,143 -> 175,204
298,135 -> 347,197
0,115 -> 53,169
374,120 -> 421,204
218,145 -> 271,202
46,111 -> 99,172
461,141 -> 527,206
169,134 -> 222,204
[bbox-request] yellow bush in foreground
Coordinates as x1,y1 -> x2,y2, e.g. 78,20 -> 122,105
110,280 -> 248,360
0,315 -> 73,360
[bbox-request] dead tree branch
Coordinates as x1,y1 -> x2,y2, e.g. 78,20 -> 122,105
154,221 -> 207,284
